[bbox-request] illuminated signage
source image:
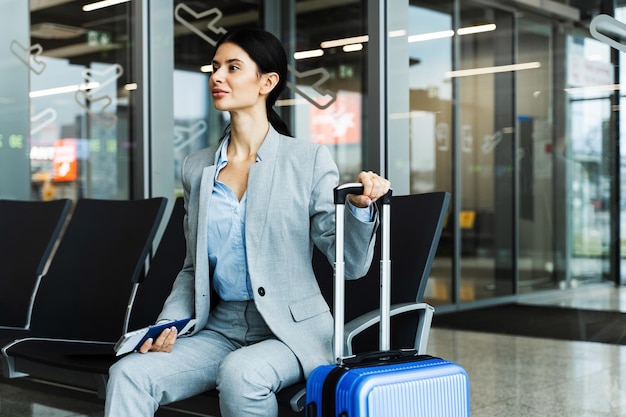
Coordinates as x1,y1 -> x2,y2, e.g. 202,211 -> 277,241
53,139 -> 77,182
309,91 -> 361,145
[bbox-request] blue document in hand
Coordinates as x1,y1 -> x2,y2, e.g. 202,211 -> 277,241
114,318 -> 196,356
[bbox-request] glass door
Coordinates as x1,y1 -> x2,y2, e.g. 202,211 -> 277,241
456,3 -> 517,301
409,1 -> 518,306
565,32 -> 613,286
516,16 -> 557,293
407,0 -> 454,305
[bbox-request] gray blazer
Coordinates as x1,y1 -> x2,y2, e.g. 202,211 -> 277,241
158,126 -> 378,377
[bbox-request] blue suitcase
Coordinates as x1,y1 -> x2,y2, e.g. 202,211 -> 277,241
306,352 -> 470,416
306,184 -> 470,417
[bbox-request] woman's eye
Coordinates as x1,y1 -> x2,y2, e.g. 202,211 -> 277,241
229,65 -> 240,71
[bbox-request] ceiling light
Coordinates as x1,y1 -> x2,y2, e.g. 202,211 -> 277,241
343,44 -> 363,53
457,23 -> 497,35
82,0 -> 130,12
30,82 -> 100,98
409,23 -> 497,43
389,30 -> 407,38
321,35 -> 369,49
565,84 -> 620,94
444,62 -> 541,78
294,49 -> 324,60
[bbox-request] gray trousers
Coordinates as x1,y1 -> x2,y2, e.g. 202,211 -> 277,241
105,300 -> 304,417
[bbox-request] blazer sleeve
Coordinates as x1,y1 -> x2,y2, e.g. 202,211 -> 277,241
309,145 -> 378,279
157,151 -> 206,322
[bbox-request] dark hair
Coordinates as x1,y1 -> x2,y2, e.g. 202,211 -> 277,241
214,28 -> 292,137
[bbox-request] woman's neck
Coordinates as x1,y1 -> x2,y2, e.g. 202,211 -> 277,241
228,112 -> 270,160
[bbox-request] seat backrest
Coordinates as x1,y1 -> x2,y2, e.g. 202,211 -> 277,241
28,197 -> 167,341
127,197 -> 186,330
313,191 -> 450,353
0,199 -> 71,328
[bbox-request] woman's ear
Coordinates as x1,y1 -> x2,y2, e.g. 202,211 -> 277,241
260,72 -> 280,96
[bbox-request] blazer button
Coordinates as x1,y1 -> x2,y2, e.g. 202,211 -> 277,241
257,287 -> 266,297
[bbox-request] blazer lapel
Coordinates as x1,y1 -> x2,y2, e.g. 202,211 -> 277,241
196,164 -> 216,302
245,129 -> 280,257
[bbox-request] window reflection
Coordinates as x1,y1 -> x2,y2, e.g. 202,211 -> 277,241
566,34 -> 612,284
408,1 -> 454,305
4,0 -> 136,201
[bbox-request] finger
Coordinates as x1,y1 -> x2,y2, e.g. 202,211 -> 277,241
139,338 -> 153,354
357,171 -> 376,197
361,171 -> 390,198
370,177 -> 390,200
150,327 -> 172,352
154,327 -> 178,353
162,327 -> 178,352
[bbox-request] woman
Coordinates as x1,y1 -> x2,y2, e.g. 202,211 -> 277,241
105,28 -> 390,417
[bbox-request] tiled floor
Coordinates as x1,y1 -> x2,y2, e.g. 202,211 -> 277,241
2,282 -> 626,417
0,379 -> 104,417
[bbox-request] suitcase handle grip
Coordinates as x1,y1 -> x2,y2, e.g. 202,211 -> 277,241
334,183 -> 392,205
341,349 -> 427,366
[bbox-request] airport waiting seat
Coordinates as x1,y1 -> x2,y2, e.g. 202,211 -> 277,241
1,191 -> 450,417
1,197 -> 167,389
160,191 -> 450,416
0,199 -> 71,330
8,196 -> 188,393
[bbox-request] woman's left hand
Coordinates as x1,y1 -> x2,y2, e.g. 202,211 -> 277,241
348,171 -> 391,208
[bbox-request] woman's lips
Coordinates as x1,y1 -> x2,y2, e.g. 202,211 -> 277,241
212,89 -> 227,98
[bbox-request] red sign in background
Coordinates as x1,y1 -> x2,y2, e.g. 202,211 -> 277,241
53,139 -> 77,182
309,91 -> 361,145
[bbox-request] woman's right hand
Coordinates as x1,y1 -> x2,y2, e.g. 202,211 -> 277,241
348,171 -> 391,208
138,326 -> 178,353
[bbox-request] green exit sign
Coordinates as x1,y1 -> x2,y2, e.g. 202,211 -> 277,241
87,30 -> 111,46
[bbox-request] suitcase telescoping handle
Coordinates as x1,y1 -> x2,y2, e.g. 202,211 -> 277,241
333,183 -> 392,362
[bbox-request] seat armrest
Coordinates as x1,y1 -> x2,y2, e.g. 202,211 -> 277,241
2,340 -> 29,378
276,383 -> 307,413
343,302 -> 434,356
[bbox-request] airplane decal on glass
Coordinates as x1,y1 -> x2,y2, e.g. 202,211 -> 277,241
174,120 -> 208,150
10,40 -> 46,75
174,3 -> 227,46
74,64 -> 124,129
176,2 -> 338,110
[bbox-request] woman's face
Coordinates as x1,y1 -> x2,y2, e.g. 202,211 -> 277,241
209,42 -> 268,113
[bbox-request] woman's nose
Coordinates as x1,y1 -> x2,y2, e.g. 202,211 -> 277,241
211,67 -> 223,82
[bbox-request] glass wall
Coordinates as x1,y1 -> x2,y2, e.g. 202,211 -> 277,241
407,1 -> 454,304
620,6 -> 626,285
516,15 -> 555,293
457,3 -> 516,302
565,31 -> 613,286
410,1 -> 520,305
0,0 -> 622,309
406,0 -> 618,308
0,0 -> 136,202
